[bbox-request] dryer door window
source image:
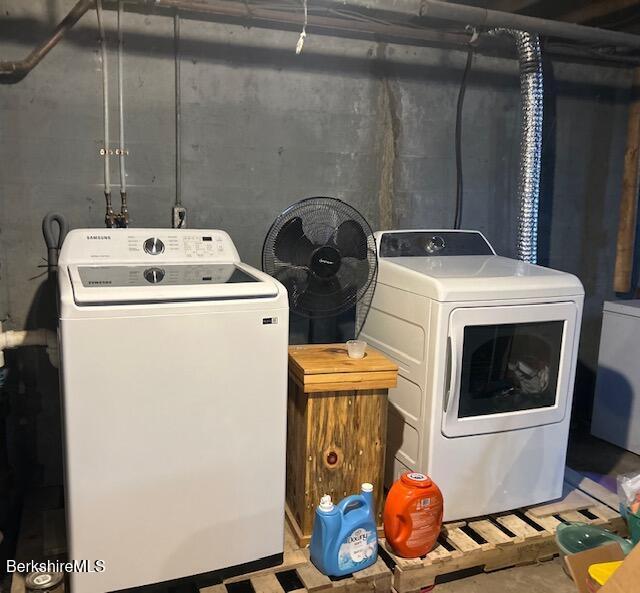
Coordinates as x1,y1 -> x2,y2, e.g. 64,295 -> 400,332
458,321 -> 564,418
442,302 -> 579,438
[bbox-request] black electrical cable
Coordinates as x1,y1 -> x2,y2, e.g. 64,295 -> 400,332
453,47 -> 473,230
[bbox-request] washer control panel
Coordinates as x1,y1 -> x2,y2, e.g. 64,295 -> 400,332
61,229 -> 240,264
182,235 -> 227,258
78,264 -> 258,287
130,233 -> 228,258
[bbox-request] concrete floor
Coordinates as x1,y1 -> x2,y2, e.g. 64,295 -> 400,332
436,558 -> 575,593
567,431 -> 640,477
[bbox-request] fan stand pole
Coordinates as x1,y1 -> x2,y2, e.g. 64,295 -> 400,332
309,317 -> 318,345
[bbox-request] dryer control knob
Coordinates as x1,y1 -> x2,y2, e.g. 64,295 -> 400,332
144,237 -> 165,255
144,267 -> 165,284
425,235 -> 445,254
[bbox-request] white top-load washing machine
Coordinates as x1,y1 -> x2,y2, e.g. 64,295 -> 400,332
361,230 -> 584,520
591,300 -> 640,454
58,229 -> 289,593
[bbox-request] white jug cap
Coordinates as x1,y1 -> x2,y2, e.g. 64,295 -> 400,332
361,483 -> 374,493
319,495 -> 334,512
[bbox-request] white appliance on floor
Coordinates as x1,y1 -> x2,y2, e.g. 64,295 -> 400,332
58,229 -> 289,593
591,300 -> 640,454
361,230 -> 584,520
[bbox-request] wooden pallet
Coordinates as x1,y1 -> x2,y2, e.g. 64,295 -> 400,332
10,494 -> 392,593
381,469 -> 628,593
202,554 -> 391,593
200,527 -> 391,593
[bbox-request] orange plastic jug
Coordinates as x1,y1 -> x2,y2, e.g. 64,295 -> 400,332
383,472 -> 443,558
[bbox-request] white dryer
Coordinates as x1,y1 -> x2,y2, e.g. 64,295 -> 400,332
58,229 -> 289,593
361,230 -> 584,520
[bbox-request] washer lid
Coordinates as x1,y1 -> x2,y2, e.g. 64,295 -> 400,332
603,300 -> 640,317
68,263 -> 279,305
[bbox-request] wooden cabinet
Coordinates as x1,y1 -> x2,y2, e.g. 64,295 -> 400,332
286,344 -> 398,545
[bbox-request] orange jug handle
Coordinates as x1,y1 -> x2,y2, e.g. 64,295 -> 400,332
396,513 -> 411,543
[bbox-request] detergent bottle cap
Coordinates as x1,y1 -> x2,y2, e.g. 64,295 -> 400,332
401,472 -> 432,487
319,495 -> 334,512
361,482 -> 374,493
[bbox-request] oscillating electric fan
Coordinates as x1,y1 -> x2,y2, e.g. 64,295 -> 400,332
262,197 -> 378,344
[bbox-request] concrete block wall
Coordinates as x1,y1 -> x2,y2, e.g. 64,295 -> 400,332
0,0 -> 632,485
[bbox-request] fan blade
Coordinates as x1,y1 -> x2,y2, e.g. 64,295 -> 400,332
332,219 -> 368,260
274,217 -> 315,266
299,275 -> 353,316
275,267 -> 309,308
337,257 -> 371,294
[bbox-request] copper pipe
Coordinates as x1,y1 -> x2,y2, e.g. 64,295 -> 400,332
0,0 -> 94,82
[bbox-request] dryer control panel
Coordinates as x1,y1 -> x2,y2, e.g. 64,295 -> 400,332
378,230 -> 495,258
59,229 -> 241,265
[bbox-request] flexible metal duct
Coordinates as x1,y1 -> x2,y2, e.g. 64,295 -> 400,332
492,29 -> 543,264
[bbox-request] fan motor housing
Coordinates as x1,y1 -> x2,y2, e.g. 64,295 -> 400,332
311,245 -> 341,278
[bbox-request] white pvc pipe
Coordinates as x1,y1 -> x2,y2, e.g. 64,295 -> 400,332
0,322 -> 59,368
118,0 -> 127,193
96,0 -> 111,196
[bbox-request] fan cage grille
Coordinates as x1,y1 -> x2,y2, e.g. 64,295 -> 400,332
262,197 -> 378,337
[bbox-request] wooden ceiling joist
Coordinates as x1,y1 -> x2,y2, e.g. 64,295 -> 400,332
559,0 -> 640,25
488,0 -> 544,13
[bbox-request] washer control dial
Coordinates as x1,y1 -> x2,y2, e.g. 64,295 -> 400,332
143,237 -> 165,255
143,267 -> 165,284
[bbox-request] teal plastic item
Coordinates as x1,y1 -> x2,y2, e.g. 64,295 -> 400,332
555,522 -> 633,557
622,507 -> 640,546
309,483 -> 378,577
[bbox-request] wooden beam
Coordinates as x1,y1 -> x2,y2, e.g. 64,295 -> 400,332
614,67 -> 640,293
559,0 -> 640,24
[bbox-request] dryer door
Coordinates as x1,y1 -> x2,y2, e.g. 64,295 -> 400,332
442,302 -> 579,438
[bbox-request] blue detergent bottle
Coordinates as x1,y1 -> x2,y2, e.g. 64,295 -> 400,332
310,483 -> 378,576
